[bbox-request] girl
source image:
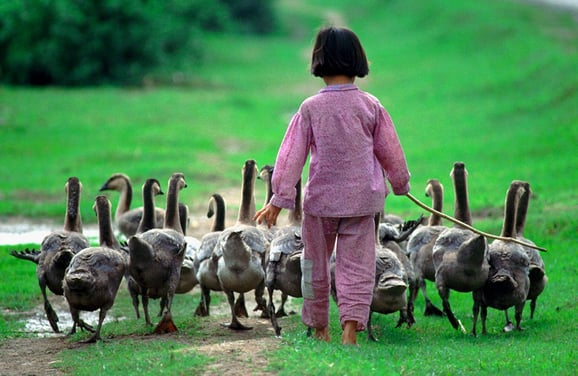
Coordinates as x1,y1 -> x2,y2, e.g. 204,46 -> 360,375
254,26 -> 411,346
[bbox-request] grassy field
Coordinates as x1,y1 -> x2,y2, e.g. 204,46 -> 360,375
1,0 -> 577,375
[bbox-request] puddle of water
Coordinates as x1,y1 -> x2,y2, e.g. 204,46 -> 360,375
11,295 -> 124,338
0,222 -> 100,246
0,222 -> 124,337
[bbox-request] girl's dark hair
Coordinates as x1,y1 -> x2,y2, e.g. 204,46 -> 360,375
310,26 -> 369,78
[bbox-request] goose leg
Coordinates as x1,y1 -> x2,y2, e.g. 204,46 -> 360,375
395,307 -> 411,329
438,284 -> 465,333
424,297 -> 444,317
276,293 -> 289,318
254,281 -> 269,319
529,298 -> 537,319
481,304 -> 488,334
422,278 -> 443,317
67,308 -> 79,336
367,312 -> 378,342
158,296 -> 168,317
267,286 -> 281,336
141,289 -> 152,326
234,293 -> 248,318
503,309 -> 514,332
471,290 -> 482,336
222,290 -> 252,330
83,309 -> 107,343
514,302 -> 525,331
407,277 -> 419,322
39,277 -> 59,333
68,309 -> 94,336
194,285 -> 211,317
128,279 -> 141,319
419,273 -> 442,316
153,289 -> 178,334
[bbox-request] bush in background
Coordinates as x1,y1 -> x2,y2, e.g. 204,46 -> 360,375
0,0 -> 276,86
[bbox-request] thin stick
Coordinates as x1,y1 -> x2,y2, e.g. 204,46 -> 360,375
405,192 -> 547,252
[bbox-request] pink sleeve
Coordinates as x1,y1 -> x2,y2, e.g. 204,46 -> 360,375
270,112 -> 310,209
373,107 -> 411,195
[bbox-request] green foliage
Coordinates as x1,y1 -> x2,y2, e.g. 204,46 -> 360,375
221,0 -> 277,34
0,0 -> 276,86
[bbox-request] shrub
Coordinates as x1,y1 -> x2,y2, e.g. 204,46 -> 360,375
0,0 -> 275,86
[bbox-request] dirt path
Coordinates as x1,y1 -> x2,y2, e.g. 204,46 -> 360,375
0,294 -> 300,376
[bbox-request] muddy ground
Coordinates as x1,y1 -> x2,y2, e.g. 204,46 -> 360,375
0,292 -> 302,376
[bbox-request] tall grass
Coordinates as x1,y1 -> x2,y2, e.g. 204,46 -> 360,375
0,0 -> 577,374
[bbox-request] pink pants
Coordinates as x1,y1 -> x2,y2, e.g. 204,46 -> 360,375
300,214 -> 376,331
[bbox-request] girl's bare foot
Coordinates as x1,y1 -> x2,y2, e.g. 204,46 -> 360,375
341,320 -> 358,346
313,326 -> 330,342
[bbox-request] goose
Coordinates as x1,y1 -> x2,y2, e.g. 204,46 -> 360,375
376,215 -> 422,326
10,177 -> 90,333
125,178 -> 164,320
127,173 -> 187,334
63,195 -> 127,343
266,177 -> 303,336
176,202 -> 202,294
472,181 -> 530,335
194,193 -> 227,316
215,159 -> 269,330
515,181 -> 547,320
367,213 -> 414,342
99,173 -> 165,238
432,162 -> 490,333
406,179 -> 445,317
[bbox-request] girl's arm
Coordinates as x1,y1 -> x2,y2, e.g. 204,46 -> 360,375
373,107 -> 411,194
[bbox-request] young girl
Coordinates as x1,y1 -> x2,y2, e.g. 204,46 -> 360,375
254,26 -> 411,345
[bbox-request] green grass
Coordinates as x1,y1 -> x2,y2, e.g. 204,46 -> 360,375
1,0 -> 577,374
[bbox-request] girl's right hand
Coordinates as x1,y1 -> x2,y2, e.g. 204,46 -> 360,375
254,204 -> 282,228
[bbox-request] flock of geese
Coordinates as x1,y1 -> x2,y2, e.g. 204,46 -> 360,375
9,160 -> 547,343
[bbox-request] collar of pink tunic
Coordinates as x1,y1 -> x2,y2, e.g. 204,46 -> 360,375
319,83 -> 358,93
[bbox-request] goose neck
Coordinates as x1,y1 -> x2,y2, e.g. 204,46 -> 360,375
116,176 -> 132,218
426,179 -> 444,226
515,182 -> 531,237
287,179 -> 303,226
452,167 -> 472,226
64,177 -> 83,232
501,182 -> 524,238
237,161 -> 257,225
137,180 -> 158,234
211,194 -> 226,232
163,174 -> 186,233
95,196 -> 120,249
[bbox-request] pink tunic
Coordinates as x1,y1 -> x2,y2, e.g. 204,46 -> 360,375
270,84 -> 410,215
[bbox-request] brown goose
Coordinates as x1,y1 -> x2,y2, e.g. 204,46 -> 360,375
472,181 -> 530,335
194,193 -> 227,316
99,173 -> 165,238
125,178 -> 164,320
63,195 -> 127,343
128,173 -> 187,334
10,177 -> 90,333
406,179 -> 445,317
367,213 -> 414,342
432,162 -> 490,333
216,159 -> 269,330
266,177 -> 303,336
